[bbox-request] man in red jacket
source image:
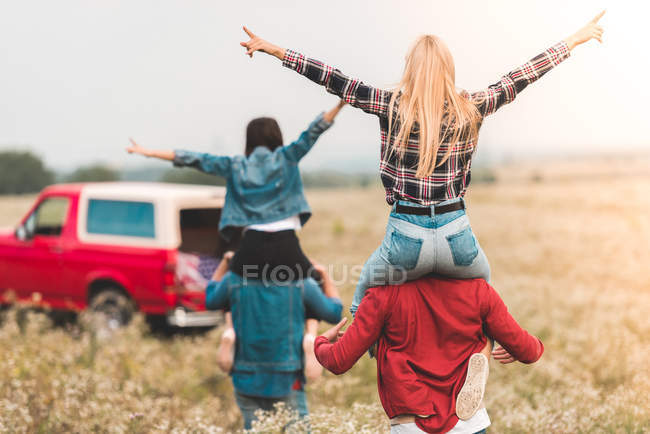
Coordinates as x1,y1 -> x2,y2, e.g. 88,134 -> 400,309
315,277 -> 544,433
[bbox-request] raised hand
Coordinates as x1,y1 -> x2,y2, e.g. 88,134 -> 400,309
565,10 -> 606,50
126,138 -> 175,161
323,99 -> 347,123
126,138 -> 146,155
239,26 -> 286,60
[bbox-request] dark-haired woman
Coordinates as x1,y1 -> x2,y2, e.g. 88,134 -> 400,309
127,99 -> 346,381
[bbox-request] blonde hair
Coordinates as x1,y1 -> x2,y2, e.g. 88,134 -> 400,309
388,35 -> 481,178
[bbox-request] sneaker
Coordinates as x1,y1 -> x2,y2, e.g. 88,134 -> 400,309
455,353 -> 489,420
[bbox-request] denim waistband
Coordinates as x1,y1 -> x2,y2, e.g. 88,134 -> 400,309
390,197 -> 466,229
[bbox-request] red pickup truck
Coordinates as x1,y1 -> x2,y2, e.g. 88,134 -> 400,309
0,182 -> 240,330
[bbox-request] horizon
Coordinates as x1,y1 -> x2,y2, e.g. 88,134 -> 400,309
10,146 -> 650,177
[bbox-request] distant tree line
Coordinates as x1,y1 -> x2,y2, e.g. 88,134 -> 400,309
0,151 -> 54,194
0,150 -> 497,195
66,165 -> 120,182
302,171 -> 375,189
0,151 -> 121,194
160,168 -> 226,186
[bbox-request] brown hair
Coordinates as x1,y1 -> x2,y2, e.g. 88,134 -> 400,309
245,117 -> 283,157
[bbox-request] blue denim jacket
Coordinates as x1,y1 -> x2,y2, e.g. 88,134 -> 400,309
173,113 -> 332,240
206,271 -> 342,398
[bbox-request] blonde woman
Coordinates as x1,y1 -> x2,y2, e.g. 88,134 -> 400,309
240,11 -> 605,422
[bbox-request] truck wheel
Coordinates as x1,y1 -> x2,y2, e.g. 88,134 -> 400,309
145,314 -> 173,336
88,289 -> 135,332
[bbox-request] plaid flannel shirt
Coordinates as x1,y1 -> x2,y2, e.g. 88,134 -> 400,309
282,41 -> 570,205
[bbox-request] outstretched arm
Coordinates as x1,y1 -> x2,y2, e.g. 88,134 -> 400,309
282,100 -> 346,162
314,288 -> 386,375
127,138 -> 175,161
128,138 -> 232,178
470,43 -> 571,117
211,251 -> 234,282
303,267 -> 343,325
470,10 -> 606,117
480,282 -> 544,364
240,27 -> 391,117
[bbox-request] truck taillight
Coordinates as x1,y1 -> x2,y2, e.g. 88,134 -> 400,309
164,264 -> 176,286
163,251 -> 179,292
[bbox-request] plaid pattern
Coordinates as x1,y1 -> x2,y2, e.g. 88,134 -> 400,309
283,41 -> 570,205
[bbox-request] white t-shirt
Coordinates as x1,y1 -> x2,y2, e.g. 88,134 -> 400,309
390,409 -> 490,434
447,408 -> 490,434
246,214 -> 301,232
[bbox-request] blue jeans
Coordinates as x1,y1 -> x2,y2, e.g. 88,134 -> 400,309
235,389 -> 308,430
351,198 -> 490,314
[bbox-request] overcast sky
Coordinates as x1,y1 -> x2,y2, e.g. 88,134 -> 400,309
0,0 -> 647,172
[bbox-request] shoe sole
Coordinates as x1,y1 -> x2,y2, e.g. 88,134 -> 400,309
456,353 -> 489,421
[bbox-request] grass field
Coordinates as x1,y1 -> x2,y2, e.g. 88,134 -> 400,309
1,160 -> 650,433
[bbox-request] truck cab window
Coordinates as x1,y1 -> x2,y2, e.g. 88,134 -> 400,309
87,199 -> 155,238
26,197 -> 70,237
